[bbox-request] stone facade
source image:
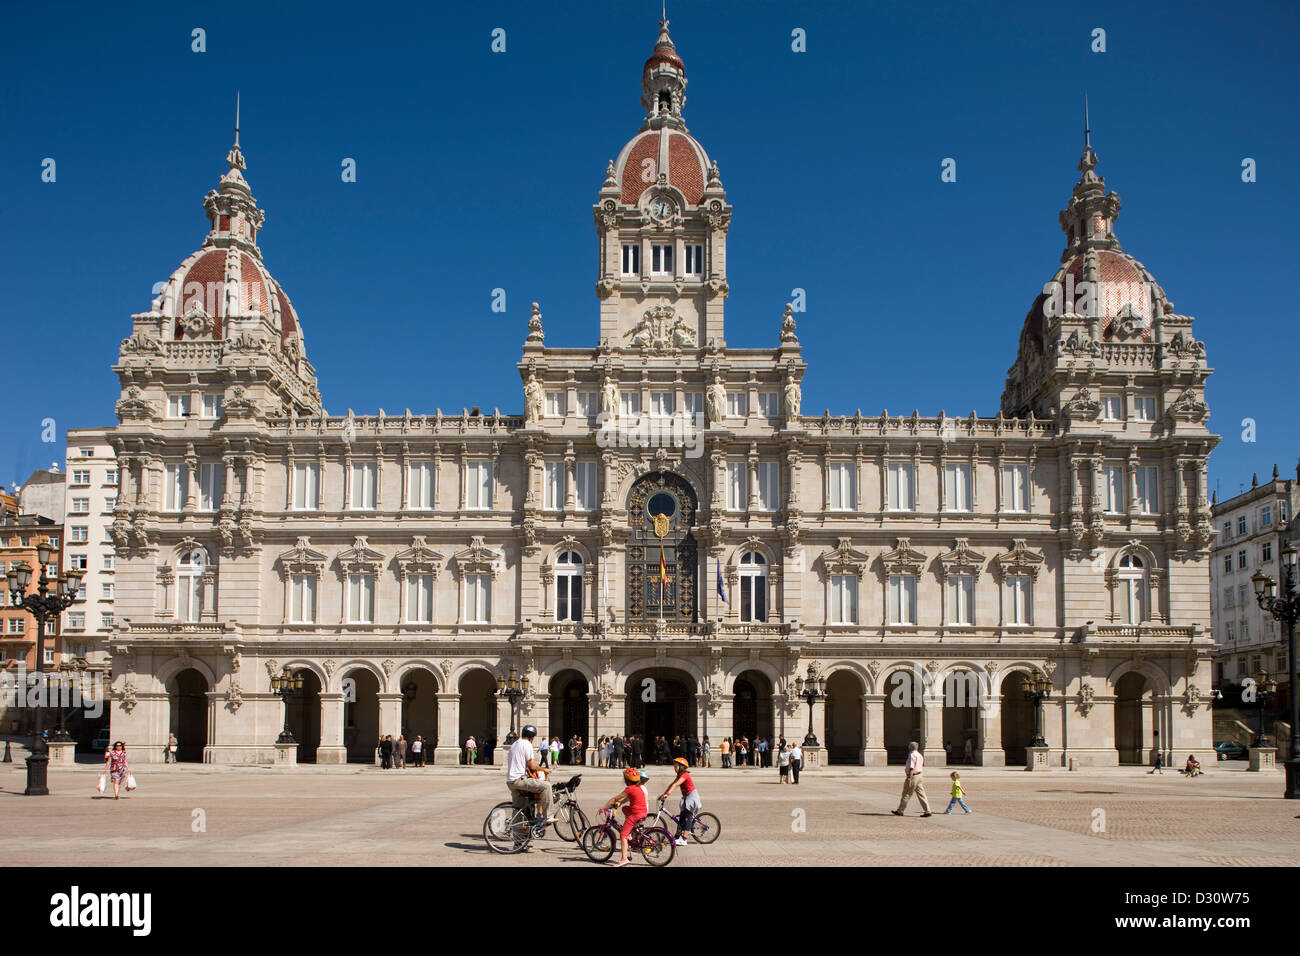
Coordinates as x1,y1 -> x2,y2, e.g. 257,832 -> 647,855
101,20 -> 1218,768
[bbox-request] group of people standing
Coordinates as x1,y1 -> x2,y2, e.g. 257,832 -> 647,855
537,735 -> 584,767
460,735 -> 498,765
377,734 -> 428,768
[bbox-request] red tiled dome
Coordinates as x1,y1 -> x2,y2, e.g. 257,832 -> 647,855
616,128 -> 710,206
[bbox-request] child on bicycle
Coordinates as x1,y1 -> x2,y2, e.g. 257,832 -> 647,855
601,767 -> 649,867
658,757 -> 702,846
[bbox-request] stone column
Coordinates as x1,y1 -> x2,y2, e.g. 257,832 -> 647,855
377,692 -> 403,739
922,694 -> 946,763
980,696 -> 1005,766
434,692 -> 460,765
862,694 -> 888,765
317,692 -> 346,764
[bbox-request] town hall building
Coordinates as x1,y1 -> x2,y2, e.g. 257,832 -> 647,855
99,19 -> 1219,767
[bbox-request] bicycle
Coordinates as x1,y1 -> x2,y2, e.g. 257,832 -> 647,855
482,774 -> 589,854
579,807 -> 676,866
648,800 -> 721,845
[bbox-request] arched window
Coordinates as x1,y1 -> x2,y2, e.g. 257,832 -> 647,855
555,551 -> 583,622
177,549 -> 205,623
738,551 -> 767,623
1117,553 -> 1145,624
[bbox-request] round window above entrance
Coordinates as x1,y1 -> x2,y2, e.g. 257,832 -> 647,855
648,493 -> 676,517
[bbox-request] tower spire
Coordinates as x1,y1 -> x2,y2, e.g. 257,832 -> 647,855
226,91 -> 246,174
1084,93 -> 1090,150
641,17 -> 687,131
1057,101 -> 1121,261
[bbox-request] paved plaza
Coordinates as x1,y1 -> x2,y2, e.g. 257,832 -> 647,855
1,757 -> 1295,867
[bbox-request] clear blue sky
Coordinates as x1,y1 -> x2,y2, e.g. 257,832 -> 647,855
2,0 -> 1296,501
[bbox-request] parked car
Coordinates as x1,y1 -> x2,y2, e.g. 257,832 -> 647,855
1213,740 -> 1247,761
90,729 -> 111,752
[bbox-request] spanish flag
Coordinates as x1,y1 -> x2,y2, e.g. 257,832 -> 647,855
660,551 -> 668,587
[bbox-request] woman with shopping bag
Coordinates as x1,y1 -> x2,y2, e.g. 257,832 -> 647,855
103,741 -> 133,799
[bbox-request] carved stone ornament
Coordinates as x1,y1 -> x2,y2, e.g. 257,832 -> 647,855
995,539 -> 1047,580
625,305 -> 697,352
938,538 -> 987,579
227,679 -> 244,713
1167,387 -> 1209,424
1061,387 -> 1102,422
179,302 -> 215,338
1166,330 -> 1205,358
525,302 -> 545,344
440,659 -> 454,682
223,385 -> 260,419
382,659 -> 395,678
1077,682 -> 1096,717
115,386 -> 159,421
120,331 -> 163,355
1183,684 -> 1205,716
322,659 -> 336,680
118,680 -> 138,714
820,537 -> 870,579
779,303 -> 799,344
881,538 -> 926,576
866,660 -> 881,677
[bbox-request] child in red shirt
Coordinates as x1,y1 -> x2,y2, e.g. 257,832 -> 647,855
601,767 -> 649,866
659,757 -> 702,845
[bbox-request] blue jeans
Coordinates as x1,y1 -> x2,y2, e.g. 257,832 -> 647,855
944,798 -> 970,813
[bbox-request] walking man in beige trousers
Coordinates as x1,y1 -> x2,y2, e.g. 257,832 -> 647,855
892,741 -> 932,817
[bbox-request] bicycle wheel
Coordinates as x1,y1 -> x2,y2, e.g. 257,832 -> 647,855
638,826 -> 676,867
555,804 -> 589,843
483,802 -> 532,854
690,812 -> 721,844
580,824 -> 616,863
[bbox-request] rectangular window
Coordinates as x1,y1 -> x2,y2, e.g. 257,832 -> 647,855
829,574 -> 858,624
1223,554 -> 1233,574
887,574 -> 917,624
828,462 -> 857,511
756,462 -> 780,511
406,574 -> 433,624
944,463 -> 972,512
1281,501 -> 1290,522
67,612 -> 85,629
1260,506 -> 1272,527
70,526 -> 88,543
198,462 -> 223,511
545,391 -> 565,417
621,244 -> 640,276
946,574 -> 974,624
292,463 -> 319,510
164,464 -> 188,511
1100,395 -> 1123,421
101,612 -> 114,628
78,447 -> 93,458
70,498 -> 90,514
8,619 -> 22,635
347,574 -> 375,624
758,392 -> 780,418
1132,396 -> 1156,421
685,244 -> 704,275
1237,515 -> 1248,536
726,462 -> 747,511
726,391 -> 747,418
683,392 -> 703,418
1238,584 -> 1248,608
575,461 -> 597,512
1222,586 -> 1233,610
466,461 -> 492,510
167,394 -> 191,419
350,462 -> 377,510
106,469 -> 118,486
650,244 -> 674,275
71,470 -> 90,486
649,391 -> 674,417
102,554 -> 114,571
1135,466 -> 1159,514
289,575 -> 317,624
104,496 -> 117,512
1001,464 -> 1029,512
544,462 -> 564,511
201,393 -> 223,419
101,583 -> 114,600
620,392 -> 641,417
576,391 -> 597,419
178,575 -> 201,620
465,574 -> 491,623
887,463 -> 915,511
68,555 -> 88,571
1263,541 -> 1273,563
1238,550 -> 1247,571
408,461 -> 434,509
1102,464 -> 1125,514
44,648 -> 54,665
739,572 -> 766,623
1005,575 -> 1032,625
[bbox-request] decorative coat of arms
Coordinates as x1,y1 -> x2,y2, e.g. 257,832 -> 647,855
625,306 -> 697,351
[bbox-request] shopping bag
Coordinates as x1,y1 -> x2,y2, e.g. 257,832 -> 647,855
96,774 -> 106,793
125,774 -> 137,791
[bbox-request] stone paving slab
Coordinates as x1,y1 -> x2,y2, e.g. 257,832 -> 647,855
0,762 -> 1293,867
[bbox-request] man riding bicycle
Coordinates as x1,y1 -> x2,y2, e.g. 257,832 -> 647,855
506,725 -> 555,824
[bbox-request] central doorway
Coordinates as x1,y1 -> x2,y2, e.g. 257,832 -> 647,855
624,667 -> 697,744
548,670 -> 589,764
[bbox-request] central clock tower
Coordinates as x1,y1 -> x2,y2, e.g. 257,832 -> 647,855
594,19 -> 732,351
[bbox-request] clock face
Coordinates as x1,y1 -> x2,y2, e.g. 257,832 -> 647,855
650,197 -> 675,220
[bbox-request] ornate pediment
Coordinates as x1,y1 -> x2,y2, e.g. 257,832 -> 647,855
394,536 -> 444,576
454,535 -> 504,579
881,538 -> 926,576
624,305 -> 697,352
1166,330 -> 1205,359
278,536 -> 327,576
819,537 -> 870,578
1061,386 -> 1101,423
115,386 -> 159,422
178,302 -> 215,338
337,536 -> 384,574
120,331 -> 163,355
994,538 -> 1046,580
222,385 -> 260,420
1166,387 -> 1209,424
938,538 -> 987,579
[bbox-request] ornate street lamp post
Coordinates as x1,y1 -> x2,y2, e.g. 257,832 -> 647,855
497,666 -> 528,746
1252,541 -> 1300,798
1024,674 -> 1052,749
270,666 -> 304,744
6,550 -> 83,796
794,666 -> 826,747
1252,672 -> 1277,747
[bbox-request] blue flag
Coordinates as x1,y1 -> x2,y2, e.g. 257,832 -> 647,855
717,558 -> 728,604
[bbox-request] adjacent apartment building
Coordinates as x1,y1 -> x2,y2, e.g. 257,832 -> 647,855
63,433 -> 119,673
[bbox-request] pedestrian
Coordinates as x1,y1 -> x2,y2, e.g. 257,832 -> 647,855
658,757 -> 703,846
963,737 -> 974,765
944,740 -> 953,764
576,735 -> 585,765
464,735 -> 476,766
380,734 -> 393,769
630,734 -> 644,768
758,737 -> 769,768
736,737 -> 748,768
539,737 -> 550,768
1149,750 -> 1164,774
411,735 -> 424,767
485,734 -> 497,765
701,736 -> 711,768
103,741 -> 132,799
720,736 -> 731,769
891,741 -> 932,817
396,734 -> 406,769
612,733 -> 626,769
165,733 -> 178,764
944,772 -> 971,814
551,735 -> 562,767
778,742 -> 791,783
789,741 -> 802,784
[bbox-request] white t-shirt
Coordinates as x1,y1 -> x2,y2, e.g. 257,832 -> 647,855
506,738 -> 534,783
904,749 -> 924,773
790,745 -> 802,761
778,749 -> 791,767
411,739 -> 422,753
550,740 -> 561,754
